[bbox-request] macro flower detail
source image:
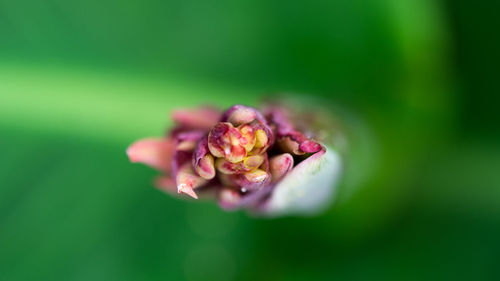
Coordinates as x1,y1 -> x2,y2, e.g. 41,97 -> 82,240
127,103 -> 342,216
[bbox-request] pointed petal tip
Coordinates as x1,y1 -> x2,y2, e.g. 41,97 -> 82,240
177,184 -> 199,199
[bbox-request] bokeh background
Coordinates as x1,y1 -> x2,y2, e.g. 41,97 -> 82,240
1,0 -> 499,280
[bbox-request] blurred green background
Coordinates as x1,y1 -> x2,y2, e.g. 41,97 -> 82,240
1,0 -> 499,280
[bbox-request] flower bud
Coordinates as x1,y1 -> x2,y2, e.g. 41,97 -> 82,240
208,122 -> 247,163
129,101 -> 343,218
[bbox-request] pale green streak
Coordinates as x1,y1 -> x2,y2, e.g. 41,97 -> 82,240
0,62 -> 260,144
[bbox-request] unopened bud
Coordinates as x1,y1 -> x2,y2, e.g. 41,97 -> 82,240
208,122 -> 247,163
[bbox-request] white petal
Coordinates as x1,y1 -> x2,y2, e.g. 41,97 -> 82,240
262,146 -> 342,217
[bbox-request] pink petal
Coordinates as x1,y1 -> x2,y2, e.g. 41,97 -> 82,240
172,107 -> 222,130
127,138 -> 175,171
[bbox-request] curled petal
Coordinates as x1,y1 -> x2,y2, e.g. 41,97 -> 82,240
192,137 -> 216,180
260,146 -> 342,216
269,153 -> 294,182
127,138 -> 175,171
172,107 -> 222,129
195,154 -> 216,180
